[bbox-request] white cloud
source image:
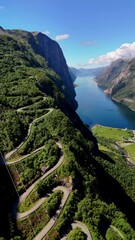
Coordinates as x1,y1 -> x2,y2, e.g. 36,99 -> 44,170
42,30 -> 51,36
88,42 -> 135,67
55,34 -> 69,41
0,6 -> 4,10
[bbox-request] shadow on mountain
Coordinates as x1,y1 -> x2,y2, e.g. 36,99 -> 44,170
0,163 -> 19,239
97,150 -> 115,164
92,157 -> 135,229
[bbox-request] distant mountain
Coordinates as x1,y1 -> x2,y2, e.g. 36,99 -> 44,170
95,58 -> 135,111
70,66 -> 104,78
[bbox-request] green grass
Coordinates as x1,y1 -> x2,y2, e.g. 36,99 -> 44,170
18,171 -> 59,212
98,144 -> 111,152
17,207 -> 50,240
106,227 -> 123,240
92,125 -> 135,164
17,191 -> 62,240
92,125 -> 133,142
98,144 -> 121,158
124,143 -> 135,162
18,189 -> 39,213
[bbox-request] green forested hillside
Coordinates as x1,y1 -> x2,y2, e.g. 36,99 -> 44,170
0,29 -> 135,240
0,33 -> 68,154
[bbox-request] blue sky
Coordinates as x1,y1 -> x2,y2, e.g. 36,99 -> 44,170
1,0 -> 135,68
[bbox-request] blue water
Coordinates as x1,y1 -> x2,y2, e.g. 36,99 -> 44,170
75,76 -> 135,129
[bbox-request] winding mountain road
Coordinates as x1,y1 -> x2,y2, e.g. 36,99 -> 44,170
7,146 -> 44,165
33,185 -> 72,240
19,142 -> 64,204
72,221 -> 92,240
4,105 -> 86,240
5,108 -> 53,160
3,104 -> 126,240
15,143 -> 72,240
11,141 -> 64,219
17,185 -> 70,219
16,97 -> 46,113
61,221 -> 92,240
4,105 -> 72,239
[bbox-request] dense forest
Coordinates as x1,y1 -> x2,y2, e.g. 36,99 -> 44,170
0,28 -> 135,240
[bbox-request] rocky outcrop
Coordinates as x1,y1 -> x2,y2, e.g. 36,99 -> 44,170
95,59 -> 127,90
0,26 -> 6,35
95,58 -> 135,110
33,32 -> 77,109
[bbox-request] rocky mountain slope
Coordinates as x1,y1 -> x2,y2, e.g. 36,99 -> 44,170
0,27 -> 135,240
0,26 -> 77,109
0,26 -> 96,154
95,58 -> 135,111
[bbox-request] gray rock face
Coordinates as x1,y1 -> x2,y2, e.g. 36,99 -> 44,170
95,58 -> 135,110
33,32 -> 77,108
95,59 -> 127,89
0,26 -> 6,35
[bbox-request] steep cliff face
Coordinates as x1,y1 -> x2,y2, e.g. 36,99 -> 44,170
95,59 -> 127,89
95,58 -> 135,110
0,26 -> 6,34
3,28 -> 77,109
34,32 -> 77,108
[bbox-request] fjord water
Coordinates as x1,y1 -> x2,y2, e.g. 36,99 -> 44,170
75,76 -> 135,129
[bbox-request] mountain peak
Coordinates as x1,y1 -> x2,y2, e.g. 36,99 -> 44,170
32,31 -> 55,42
0,26 -> 6,34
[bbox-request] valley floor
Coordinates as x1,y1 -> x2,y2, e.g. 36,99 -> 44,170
92,125 -> 135,164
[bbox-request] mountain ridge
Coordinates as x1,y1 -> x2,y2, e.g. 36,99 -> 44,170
1,27 -> 77,109
70,66 -> 104,78
95,58 -> 135,111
